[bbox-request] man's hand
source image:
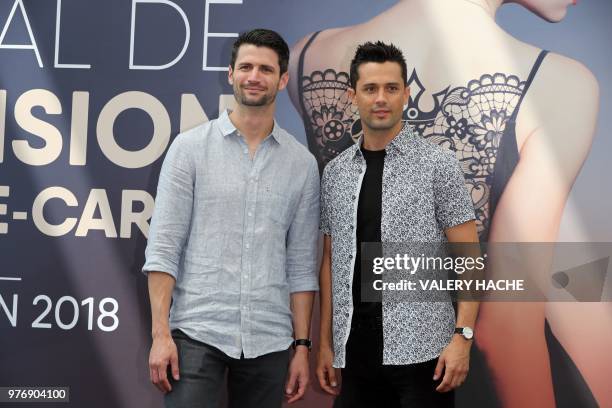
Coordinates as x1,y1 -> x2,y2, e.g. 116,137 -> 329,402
434,335 -> 471,392
149,333 -> 180,394
285,347 -> 310,403
316,344 -> 340,395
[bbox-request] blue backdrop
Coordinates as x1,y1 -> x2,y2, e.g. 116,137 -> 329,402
1,1 -> 610,407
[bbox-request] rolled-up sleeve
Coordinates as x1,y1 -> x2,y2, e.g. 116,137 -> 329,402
142,134 -> 195,279
285,157 -> 320,293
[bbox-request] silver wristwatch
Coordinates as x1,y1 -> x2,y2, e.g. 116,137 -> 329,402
454,327 -> 474,340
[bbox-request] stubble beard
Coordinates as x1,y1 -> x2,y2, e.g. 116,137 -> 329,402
234,83 -> 277,107
362,112 -> 402,131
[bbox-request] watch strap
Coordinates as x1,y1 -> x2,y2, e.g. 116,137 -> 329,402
292,339 -> 312,350
454,327 -> 474,339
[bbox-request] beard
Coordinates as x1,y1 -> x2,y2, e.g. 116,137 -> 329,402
234,83 -> 277,107
361,111 -> 402,131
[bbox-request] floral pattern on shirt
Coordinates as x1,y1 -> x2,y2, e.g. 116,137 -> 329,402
320,124 -> 475,367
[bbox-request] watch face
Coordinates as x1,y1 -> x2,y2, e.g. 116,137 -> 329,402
463,327 -> 474,339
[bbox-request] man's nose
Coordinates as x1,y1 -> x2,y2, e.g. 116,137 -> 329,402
247,67 -> 262,82
375,89 -> 387,104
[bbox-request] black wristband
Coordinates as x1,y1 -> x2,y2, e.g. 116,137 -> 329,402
292,339 -> 312,350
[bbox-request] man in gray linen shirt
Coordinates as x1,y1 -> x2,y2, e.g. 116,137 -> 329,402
142,29 -> 319,408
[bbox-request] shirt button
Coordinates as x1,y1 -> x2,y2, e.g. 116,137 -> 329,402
350,225 -> 354,230
244,274 -> 248,279
351,195 -> 356,200
349,254 -> 353,259
248,212 -> 253,217
345,312 -> 350,317
246,243 -> 250,249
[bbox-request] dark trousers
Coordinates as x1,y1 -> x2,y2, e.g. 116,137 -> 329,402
334,323 -> 455,408
165,330 -> 290,408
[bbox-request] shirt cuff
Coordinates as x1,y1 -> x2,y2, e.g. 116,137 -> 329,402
141,259 -> 179,280
288,277 -> 319,293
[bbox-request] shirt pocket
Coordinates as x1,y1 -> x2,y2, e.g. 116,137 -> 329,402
263,191 -> 293,229
182,252 -> 221,288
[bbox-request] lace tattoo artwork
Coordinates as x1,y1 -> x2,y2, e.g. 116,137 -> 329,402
299,69 -> 527,237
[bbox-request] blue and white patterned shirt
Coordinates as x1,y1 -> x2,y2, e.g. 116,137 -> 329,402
320,124 -> 475,367
143,110 -> 320,359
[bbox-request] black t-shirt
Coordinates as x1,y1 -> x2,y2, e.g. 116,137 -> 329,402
352,147 -> 385,322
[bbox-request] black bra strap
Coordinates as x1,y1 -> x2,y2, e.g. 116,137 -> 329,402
297,31 -> 322,117
511,50 -> 549,120
297,31 -> 322,83
296,30 -> 323,162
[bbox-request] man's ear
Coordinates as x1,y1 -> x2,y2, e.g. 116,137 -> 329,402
228,65 -> 234,85
347,87 -> 356,103
278,71 -> 289,91
403,85 -> 410,106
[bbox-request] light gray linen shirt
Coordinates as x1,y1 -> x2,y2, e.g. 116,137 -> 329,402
143,110 -> 320,359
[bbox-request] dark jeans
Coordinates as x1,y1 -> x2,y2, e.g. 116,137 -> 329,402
165,330 -> 290,408
334,323 -> 455,408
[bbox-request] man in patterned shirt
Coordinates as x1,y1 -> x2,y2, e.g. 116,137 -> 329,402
316,41 -> 480,407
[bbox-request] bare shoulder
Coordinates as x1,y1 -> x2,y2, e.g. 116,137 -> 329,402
537,52 -> 598,129
494,27 -> 599,96
518,51 -> 600,139
288,27 -> 356,112
537,52 -> 599,97
287,32 -> 312,112
514,50 -> 601,162
289,27 -> 358,73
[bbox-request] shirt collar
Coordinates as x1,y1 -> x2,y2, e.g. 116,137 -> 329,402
351,122 -> 417,160
386,122 -> 417,155
218,109 -> 285,145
